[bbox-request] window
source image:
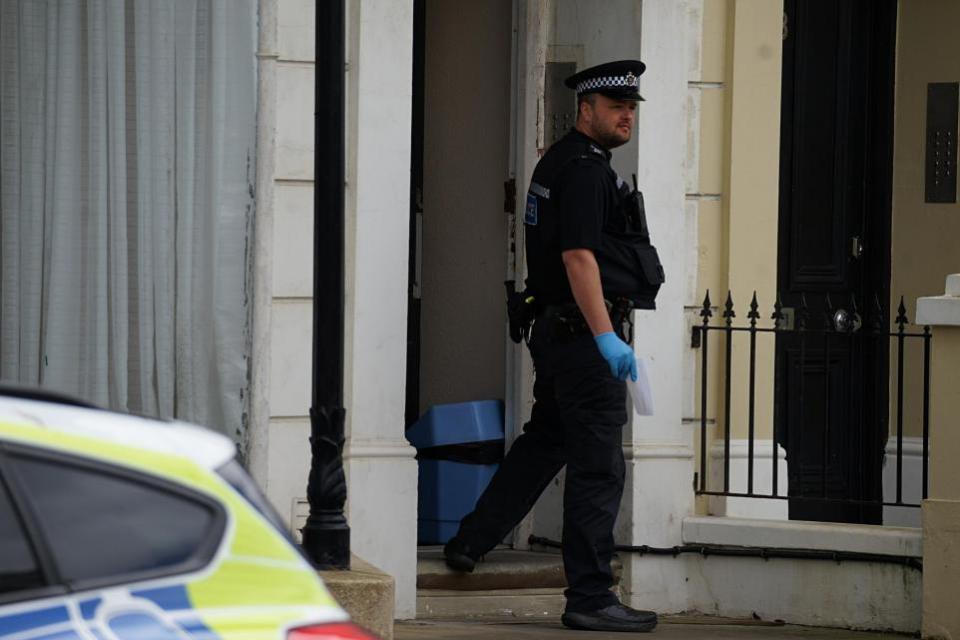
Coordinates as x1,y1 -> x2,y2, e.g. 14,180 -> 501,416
0,478 -> 44,595
9,455 -> 223,586
0,0 -> 257,441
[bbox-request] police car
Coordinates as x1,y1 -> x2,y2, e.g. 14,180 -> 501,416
0,387 -> 376,639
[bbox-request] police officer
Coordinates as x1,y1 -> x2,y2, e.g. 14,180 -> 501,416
444,60 -> 663,633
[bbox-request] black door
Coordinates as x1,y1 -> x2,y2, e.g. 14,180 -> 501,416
775,0 -> 896,523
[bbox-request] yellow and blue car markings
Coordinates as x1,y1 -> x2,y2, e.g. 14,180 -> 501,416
0,416 -> 347,639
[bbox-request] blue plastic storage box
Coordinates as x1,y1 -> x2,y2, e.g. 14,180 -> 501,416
406,399 -> 504,545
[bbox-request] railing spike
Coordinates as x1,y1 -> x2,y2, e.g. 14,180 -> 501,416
896,296 -> 908,331
748,291 -> 760,325
771,292 -> 784,329
700,290 -> 713,322
871,293 -> 884,333
723,291 -> 736,325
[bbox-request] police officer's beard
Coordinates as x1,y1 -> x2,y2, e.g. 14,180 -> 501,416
590,120 -> 630,150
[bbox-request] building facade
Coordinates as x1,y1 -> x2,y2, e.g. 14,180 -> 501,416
3,0 -> 959,635
252,0 -> 960,632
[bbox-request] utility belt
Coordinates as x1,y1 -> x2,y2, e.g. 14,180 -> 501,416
539,298 -> 634,343
505,280 -> 634,344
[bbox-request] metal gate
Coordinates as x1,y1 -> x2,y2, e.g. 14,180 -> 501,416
692,290 -> 931,520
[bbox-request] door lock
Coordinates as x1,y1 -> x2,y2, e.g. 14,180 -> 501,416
851,236 -> 864,259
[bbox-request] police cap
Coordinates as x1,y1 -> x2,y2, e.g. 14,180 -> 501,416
564,60 -> 646,102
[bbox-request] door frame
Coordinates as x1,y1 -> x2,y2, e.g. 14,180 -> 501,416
505,0 -> 549,548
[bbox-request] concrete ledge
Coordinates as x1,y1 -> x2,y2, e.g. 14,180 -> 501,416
320,555 -> 395,640
683,516 -> 922,557
417,587 -> 565,620
947,274 -> 960,296
917,275 -> 960,326
917,295 -> 960,326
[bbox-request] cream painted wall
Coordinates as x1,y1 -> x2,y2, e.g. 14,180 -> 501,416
691,0 -> 727,516
722,0 -> 781,443
418,0 -> 512,415
692,0 -> 781,511
916,292 -> 960,637
891,1 -> 960,440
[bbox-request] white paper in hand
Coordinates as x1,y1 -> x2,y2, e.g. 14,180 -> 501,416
628,357 -> 654,416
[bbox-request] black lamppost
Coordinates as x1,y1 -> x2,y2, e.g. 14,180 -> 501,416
302,0 -> 350,570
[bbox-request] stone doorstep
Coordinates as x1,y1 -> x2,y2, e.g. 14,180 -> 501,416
416,548 -> 622,620
418,588 -> 567,620
320,555 -> 395,640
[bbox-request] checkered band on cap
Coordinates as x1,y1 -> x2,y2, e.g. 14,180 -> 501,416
575,73 -> 638,95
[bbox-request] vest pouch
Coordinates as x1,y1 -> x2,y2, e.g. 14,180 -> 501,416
634,244 -> 665,308
620,190 -> 650,239
597,233 -> 665,310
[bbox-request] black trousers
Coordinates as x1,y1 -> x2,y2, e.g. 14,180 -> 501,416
455,317 -> 627,613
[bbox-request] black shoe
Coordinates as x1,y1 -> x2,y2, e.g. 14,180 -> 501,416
562,604 -> 658,633
443,536 -> 478,573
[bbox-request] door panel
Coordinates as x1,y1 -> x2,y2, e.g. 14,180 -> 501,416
783,1 -> 861,291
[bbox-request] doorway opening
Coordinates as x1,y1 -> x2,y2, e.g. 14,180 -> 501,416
406,0 -> 513,427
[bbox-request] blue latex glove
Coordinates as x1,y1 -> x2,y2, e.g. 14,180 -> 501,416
594,332 -> 637,381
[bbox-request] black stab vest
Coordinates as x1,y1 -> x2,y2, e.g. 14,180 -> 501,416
524,131 -> 665,310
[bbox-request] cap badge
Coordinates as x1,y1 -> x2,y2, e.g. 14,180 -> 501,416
626,72 -> 637,87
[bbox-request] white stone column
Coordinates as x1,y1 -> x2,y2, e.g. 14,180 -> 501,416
343,0 -> 418,620
618,0 -> 698,613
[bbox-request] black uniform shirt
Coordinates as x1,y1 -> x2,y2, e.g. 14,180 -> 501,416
524,129 -> 620,305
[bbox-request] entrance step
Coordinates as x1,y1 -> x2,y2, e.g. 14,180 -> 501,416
320,554 -> 395,640
416,547 -> 621,620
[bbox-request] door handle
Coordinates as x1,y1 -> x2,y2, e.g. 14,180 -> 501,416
833,308 -> 862,333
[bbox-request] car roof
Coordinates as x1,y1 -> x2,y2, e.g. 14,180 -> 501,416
0,387 -> 236,471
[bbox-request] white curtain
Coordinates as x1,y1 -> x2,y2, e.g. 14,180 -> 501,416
0,0 -> 256,440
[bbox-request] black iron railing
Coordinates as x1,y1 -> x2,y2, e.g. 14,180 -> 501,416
691,291 -> 932,516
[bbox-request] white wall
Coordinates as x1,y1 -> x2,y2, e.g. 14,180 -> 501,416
244,0 -> 317,523
252,0 -> 418,619
619,0 -> 698,613
682,517 -> 922,632
342,0 -> 419,620
259,0 -> 317,535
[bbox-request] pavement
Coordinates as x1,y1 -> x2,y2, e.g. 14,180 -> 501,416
406,549 -> 912,638
394,617 -> 911,639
